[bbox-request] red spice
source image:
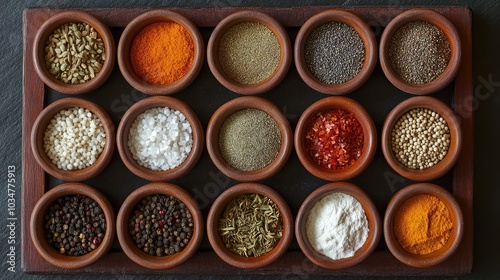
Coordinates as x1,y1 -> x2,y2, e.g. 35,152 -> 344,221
305,109 -> 364,170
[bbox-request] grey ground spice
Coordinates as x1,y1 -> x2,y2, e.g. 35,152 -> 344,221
218,22 -> 281,85
304,22 -> 365,84
388,21 -> 451,85
219,108 -> 281,171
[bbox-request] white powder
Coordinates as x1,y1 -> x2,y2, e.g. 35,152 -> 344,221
305,192 -> 369,260
128,107 -> 193,171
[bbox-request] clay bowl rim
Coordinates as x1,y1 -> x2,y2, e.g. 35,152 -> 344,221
117,10 -> 204,96
295,182 -> 381,269
206,183 -> 294,269
30,97 -> 115,182
294,9 -> 377,95
33,11 -> 116,95
116,182 -> 204,270
116,96 -> 204,181
383,183 -> 464,267
30,182 -> 115,269
379,8 -> 462,95
206,96 -> 293,182
206,10 -> 292,95
381,96 -> 462,181
294,96 -> 377,181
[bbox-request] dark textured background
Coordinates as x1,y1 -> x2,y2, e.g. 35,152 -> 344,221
1,0 -> 499,279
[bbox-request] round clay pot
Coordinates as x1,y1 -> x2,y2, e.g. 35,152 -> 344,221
118,10 -> 204,95
294,96 -> 376,181
116,96 -> 204,181
31,97 -> 115,181
33,11 -> 115,94
294,9 -> 377,95
381,96 -> 462,181
206,183 -> 294,268
384,183 -> 464,267
30,182 -> 115,269
116,182 -> 204,270
295,182 -> 381,269
207,10 -> 292,95
379,8 -> 461,95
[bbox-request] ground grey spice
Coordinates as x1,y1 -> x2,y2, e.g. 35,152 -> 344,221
388,21 -> 451,85
44,22 -> 105,84
304,22 -> 365,84
218,22 -> 280,85
219,108 -> 281,171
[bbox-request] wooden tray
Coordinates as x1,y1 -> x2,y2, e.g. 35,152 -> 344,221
22,6 -> 473,276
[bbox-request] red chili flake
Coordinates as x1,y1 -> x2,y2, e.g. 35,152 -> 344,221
305,109 -> 364,170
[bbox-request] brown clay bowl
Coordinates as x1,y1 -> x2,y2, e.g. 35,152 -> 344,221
31,97 -> 115,181
118,10 -> 204,95
116,96 -> 204,181
384,183 -> 464,267
116,182 -> 204,270
33,11 -> 115,94
207,10 -> 292,95
294,96 -> 376,181
206,96 -> 293,182
206,183 -> 293,268
294,9 -> 377,95
30,182 -> 115,269
295,182 -> 381,269
379,8 -> 461,95
381,96 -> 462,181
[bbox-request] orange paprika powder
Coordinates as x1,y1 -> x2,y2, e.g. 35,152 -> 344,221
130,22 -> 194,85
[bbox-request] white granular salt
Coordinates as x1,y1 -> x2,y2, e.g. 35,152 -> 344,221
128,107 -> 193,171
43,107 -> 106,171
306,192 -> 369,260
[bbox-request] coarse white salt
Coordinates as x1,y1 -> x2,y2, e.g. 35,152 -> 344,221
128,107 -> 193,171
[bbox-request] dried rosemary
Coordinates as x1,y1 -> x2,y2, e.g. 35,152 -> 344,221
218,193 -> 283,257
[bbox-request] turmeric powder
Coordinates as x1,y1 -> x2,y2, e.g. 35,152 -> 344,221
393,194 -> 453,255
130,22 -> 194,85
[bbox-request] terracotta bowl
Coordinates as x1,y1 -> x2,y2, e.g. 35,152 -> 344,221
294,9 -> 377,95
206,96 -> 293,182
379,8 -> 461,95
294,96 -> 376,181
118,10 -> 204,95
384,183 -> 464,267
116,182 -> 203,270
295,182 -> 381,269
30,183 -> 115,269
207,10 -> 292,95
206,183 -> 294,268
31,97 -> 115,181
381,96 -> 462,181
33,11 -> 115,94
116,96 -> 204,181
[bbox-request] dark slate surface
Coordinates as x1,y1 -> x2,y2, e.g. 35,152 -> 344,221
1,0 -> 499,279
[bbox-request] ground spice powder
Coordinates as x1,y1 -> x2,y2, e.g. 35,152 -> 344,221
393,194 -> 453,255
130,22 -> 194,85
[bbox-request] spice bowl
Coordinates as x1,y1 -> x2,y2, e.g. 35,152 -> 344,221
118,10 -> 204,95
116,96 -> 204,181
207,183 -> 294,268
295,182 -> 381,269
33,11 -> 115,94
294,9 -> 377,95
294,96 -> 376,181
31,97 -> 115,181
207,10 -> 292,95
206,96 -> 293,182
384,183 -> 464,267
30,182 -> 115,269
379,8 -> 461,95
116,182 -> 204,270
381,96 -> 462,181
